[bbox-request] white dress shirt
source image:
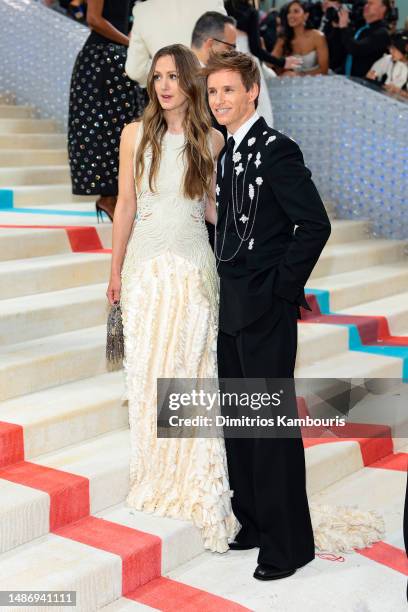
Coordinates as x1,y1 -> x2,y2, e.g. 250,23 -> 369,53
221,112 -> 260,175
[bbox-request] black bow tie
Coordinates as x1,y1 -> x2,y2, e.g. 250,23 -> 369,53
222,136 -> 235,187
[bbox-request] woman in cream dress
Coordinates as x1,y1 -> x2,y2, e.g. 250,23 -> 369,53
106,44 -> 238,552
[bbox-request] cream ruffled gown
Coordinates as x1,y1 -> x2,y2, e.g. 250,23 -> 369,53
120,127 -> 239,552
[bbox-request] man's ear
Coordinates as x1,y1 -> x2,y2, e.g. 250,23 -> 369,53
204,37 -> 214,52
248,82 -> 260,104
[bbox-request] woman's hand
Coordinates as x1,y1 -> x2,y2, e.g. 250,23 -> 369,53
338,7 -> 350,28
107,273 -> 121,305
284,56 -> 302,71
384,83 -> 400,94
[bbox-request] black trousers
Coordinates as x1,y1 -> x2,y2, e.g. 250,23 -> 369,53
217,296 -> 315,569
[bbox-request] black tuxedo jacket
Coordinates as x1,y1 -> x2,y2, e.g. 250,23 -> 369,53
215,116 -> 331,335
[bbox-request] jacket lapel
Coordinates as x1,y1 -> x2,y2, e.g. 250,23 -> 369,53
216,117 -> 267,225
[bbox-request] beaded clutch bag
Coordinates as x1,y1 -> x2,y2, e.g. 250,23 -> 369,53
106,302 -> 124,364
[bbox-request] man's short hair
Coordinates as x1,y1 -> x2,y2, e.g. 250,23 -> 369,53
380,0 -> 391,17
191,11 -> 236,49
202,50 -> 261,97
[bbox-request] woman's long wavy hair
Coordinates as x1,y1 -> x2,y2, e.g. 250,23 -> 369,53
135,44 -> 213,201
280,1 -> 312,56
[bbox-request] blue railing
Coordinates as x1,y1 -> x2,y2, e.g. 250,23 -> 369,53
0,0 -> 88,129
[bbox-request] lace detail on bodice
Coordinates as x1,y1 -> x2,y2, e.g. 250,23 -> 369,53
123,126 -> 213,272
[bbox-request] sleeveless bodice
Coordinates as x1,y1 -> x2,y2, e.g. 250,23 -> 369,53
298,50 -> 318,72
123,129 -> 214,272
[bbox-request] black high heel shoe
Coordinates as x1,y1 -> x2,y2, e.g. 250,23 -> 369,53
95,197 -> 115,223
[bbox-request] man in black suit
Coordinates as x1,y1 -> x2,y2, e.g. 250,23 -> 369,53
338,0 -> 391,77
204,50 -> 331,581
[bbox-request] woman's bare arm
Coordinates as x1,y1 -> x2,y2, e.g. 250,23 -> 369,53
87,0 -> 129,46
107,122 -> 139,304
205,129 -> 225,225
302,31 -> 329,76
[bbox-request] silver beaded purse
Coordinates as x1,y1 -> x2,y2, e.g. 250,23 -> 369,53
106,301 -> 124,364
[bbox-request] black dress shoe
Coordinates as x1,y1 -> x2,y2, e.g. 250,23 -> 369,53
253,564 -> 296,581
229,541 -> 258,550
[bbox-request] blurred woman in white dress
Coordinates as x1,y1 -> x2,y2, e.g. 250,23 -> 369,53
273,0 -> 329,76
106,44 -> 239,552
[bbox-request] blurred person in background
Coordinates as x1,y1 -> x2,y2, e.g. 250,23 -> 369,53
387,0 -> 399,33
125,0 -> 226,87
319,0 -> 347,70
191,11 -> 237,67
272,0 -> 329,75
191,11 -> 238,247
43,0 -> 87,22
337,0 -> 391,77
65,0 -> 87,22
259,9 -> 282,52
366,30 -> 408,90
68,0 -> 147,221
224,0 -> 302,127
225,0 -> 302,72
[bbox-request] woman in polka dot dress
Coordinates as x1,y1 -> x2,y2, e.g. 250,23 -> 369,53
68,0 -> 147,221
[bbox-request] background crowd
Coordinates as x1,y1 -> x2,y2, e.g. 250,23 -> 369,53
44,0 -> 408,84
39,0 -> 407,219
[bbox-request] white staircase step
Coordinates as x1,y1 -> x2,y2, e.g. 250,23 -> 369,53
327,219 -> 370,245
306,440 -> 365,496
101,600 -> 154,611
0,429 -> 130,553
340,291 -> 408,335
167,465 -> 406,612
0,227 -> 72,261
0,284 -> 108,343
26,202 -> 97,212
295,348 -> 402,378
0,325 -> 108,400
311,239 -> 407,278
0,105 -> 34,119
0,132 -> 66,149
0,492 -> 205,610
0,425 -> 370,563
0,118 -> 57,133
0,165 -> 70,186
308,263 -> 408,310
97,505 -> 204,575
297,323 -> 349,367
0,534 -> 123,611
0,371 -> 127,459
0,209 -> 106,227
0,252 -> 110,299
336,378 -> 408,450
0,149 -> 68,166
0,225 -> 110,261
34,428 -> 130,512
7,184 -> 87,206
311,462 -> 406,543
